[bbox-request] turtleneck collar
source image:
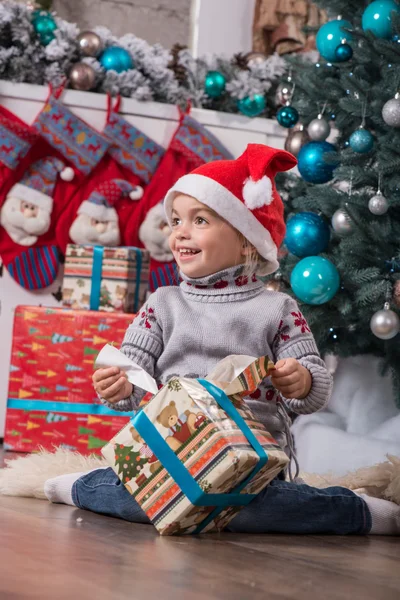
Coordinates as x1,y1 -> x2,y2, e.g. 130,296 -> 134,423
179,265 -> 264,303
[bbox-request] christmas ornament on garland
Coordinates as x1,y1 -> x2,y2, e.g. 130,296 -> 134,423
69,62 -> 96,91
275,73 -> 293,106
290,256 -> 340,305
316,18 -> 353,62
370,302 -> 400,339
285,212 -> 330,258
349,126 -> 374,153
237,94 -> 266,117
31,9 -> 57,46
204,71 -> 226,98
308,103 -> 331,142
297,141 -> 338,184
99,46 -> 134,73
77,31 -> 103,57
244,52 -> 268,67
382,92 -> 400,127
277,104 -> 299,129
369,175 -> 389,215
284,124 -> 310,156
362,0 -> 400,40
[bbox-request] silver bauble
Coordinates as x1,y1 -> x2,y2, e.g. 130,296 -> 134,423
370,305 -> 400,340
244,52 -> 267,67
284,126 -> 310,156
275,82 -> 293,106
69,62 -> 96,91
368,191 -> 389,215
332,208 -> 353,235
308,115 -> 331,141
382,93 -> 400,128
77,31 -> 103,57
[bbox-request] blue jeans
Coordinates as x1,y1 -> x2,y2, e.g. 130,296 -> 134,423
72,467 -> 372,535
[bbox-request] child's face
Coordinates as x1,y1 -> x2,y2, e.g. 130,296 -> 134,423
169,194 -> 245,278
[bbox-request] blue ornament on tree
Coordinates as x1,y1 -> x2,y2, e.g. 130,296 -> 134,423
297,141 -> 338,184
316,19 -> 353,62
204,71 -> 226,98
285,212 -> 330,258
32,10 -> 57,45
99,46 -> 134,73
237,94 -> 266,117
335,43 -> 353,62
362,0 -> 400,39
349,128 -> 374,153
291,256 -> 340,305
277,105 -> 299,128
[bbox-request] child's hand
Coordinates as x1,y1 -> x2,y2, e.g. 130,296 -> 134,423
270,358 -> 312,399
92,367 -> 133,404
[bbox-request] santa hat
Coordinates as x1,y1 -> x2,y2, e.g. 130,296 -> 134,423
78,179 -> 140,222
164,144 -> 297,275
9,157 -> 72,212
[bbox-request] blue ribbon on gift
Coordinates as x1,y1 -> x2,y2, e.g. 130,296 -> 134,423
7,398 -> 133,417
89,246 -> 143,312
132,379 -> 268,534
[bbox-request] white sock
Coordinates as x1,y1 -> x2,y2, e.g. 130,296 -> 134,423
44,472 -> 86,506
357,493 -> 400,535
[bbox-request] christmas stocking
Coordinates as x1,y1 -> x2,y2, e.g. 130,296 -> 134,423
126,106 -> 233,291
0,105 -> 39,201
56,95 -> 164,251
0,85 -> 110,289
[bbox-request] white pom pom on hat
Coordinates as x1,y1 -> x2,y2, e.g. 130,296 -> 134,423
164,143 -> 297,275
60,166 -> 75,182
129,185 -> 144,200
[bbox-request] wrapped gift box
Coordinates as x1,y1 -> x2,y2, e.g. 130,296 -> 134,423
62,245 -> 150,313
4,307 -> 135,454
100,347 -> 289,535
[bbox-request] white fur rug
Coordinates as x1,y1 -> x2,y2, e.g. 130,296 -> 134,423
1,447 -> 399,504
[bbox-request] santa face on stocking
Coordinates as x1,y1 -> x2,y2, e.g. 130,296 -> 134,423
0,157 -> 68,247
69,179 -> 139,247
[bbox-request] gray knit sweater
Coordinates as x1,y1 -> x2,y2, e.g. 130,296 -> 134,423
104,265 -> 333,451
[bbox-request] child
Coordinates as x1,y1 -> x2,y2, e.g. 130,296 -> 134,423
45,144 -> 400,535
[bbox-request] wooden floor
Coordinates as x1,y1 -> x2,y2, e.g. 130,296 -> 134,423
1,448 -> 400,600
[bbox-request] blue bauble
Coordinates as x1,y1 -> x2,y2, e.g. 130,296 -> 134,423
277,105 -> 299,128
99,46 -> 134,73
285,212 -> 330,258
237,94 -> 266,117
32,10 -> 57,45
291,256 -> 340,305
335,43 -> 353,62
349,128 -> 374,153
316,19 -> 353,62
362,0 -> 400,39
297,141 -> 338,184
204,71 -> 226,98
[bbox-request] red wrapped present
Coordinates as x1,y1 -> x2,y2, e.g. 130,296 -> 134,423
4,306 -> 134,455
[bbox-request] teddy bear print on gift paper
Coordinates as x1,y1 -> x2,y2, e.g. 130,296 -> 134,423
156,400 -> 206,452
112,285 -> 127,312
130,426 -> 162,475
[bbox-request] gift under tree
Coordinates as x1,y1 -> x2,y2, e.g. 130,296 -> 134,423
274,0 -> 400,405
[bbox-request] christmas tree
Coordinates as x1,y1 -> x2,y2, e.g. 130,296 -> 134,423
114,443 -> 147,483
274,1 -> 400,406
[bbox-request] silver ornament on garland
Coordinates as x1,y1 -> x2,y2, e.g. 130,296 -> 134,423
332,208 -> 353,235
69,62 -> 96,91
368,190 -> 389,215
284,124 -> 310,156
244,51 -> 267,67
275,76 -> 293,106
77,31 -> 103,57
370,302 -> 400,340
308,114 -> 331,142
382,92 -> 400,128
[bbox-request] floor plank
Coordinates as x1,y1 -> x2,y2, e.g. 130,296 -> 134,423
1,448 -> 400,600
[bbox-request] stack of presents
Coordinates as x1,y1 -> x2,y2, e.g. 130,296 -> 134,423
1,89 -> 289,534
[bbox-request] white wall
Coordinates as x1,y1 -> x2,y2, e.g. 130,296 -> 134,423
190,0 -> 255,57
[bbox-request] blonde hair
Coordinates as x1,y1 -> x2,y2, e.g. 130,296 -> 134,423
238,232 -> 268,276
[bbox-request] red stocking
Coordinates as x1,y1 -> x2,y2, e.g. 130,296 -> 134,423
126,105 -> 233,291
56,95 -> 164,252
